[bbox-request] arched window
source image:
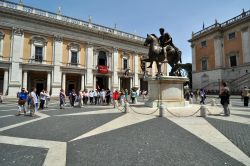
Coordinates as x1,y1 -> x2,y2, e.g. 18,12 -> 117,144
98,51 -> 107,66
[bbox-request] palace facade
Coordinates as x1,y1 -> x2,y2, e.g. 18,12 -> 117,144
0,1 -> 164,97
189,9 -> 250,93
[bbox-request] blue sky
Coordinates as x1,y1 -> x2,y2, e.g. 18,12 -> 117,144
11,0 -> 250,63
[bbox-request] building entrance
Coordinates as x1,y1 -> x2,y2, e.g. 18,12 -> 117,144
120,77 -> 130,91
96,76 -> 108,90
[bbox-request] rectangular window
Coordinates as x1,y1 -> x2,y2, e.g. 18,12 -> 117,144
71,51 -> 78,65
35,46 -> 43,62
201,59 -> 207,71
230,55 -> 237,67
228,32 -> 236,40
201,40 -> 207,48
123,59 -> 128,70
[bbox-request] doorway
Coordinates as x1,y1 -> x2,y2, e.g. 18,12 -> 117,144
120,77 -> 130,91
96,76 -> 108,90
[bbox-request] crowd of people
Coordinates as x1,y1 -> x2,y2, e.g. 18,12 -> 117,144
16,87 -> 50,116
59,88 -> 145,109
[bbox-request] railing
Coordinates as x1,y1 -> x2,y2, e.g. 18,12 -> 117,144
0,0 -> 145,42
229,73 -> 250,89
63,62 -> 85,68
193,10 -> 250,37
21,58 -> 53,64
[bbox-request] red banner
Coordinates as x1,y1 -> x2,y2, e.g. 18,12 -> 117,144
97,65 -> 109,74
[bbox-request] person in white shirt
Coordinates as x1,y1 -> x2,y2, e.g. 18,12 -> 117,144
79,90 -> 83,107
44,89 -> 50,108
99,89 -> 106,104
39,89 -> 46,110
93,89 -> 99,105
30,87 -> 38,116
89,90 -> 94,104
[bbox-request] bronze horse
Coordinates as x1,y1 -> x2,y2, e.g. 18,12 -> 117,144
143,34 -> 182,76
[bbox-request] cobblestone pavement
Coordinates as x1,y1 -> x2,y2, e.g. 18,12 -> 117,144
0,98 -> 249,166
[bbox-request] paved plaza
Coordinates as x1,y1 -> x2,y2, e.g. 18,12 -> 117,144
0,98 -> 249,166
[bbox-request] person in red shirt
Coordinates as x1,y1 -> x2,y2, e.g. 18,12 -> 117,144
112,90 -> 119,108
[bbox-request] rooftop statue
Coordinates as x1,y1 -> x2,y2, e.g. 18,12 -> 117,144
142,28 -> 182,77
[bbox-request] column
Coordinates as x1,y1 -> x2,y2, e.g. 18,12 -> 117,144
85,44 -> 94,89
93,76 -> 96,90
22,71 -> 27,89
62,73 -> 66,91
133,53 -> 139,88
3,70 -> 8,95
47,72 -> 51,93
191,43 -> 196,72
51,36 -> 63,96
118,77 -> 120,90
108,76 -> 111,90
8,28 -> 23,97
241,27 -> 250,63
81,74 -> 85,90
112,48 -> 119,90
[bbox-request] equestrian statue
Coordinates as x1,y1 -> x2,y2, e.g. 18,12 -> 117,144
142,28 -> 182,77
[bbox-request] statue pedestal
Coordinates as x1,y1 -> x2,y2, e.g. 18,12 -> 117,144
145,76 -> 189,108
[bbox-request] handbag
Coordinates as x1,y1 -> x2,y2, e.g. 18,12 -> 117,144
18,100 -> 26,105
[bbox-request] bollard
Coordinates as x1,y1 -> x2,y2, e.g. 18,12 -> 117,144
124,102 -> 129,113
200,105 -> 207,117
159,104 -> 165,117
211,99 -> 215,106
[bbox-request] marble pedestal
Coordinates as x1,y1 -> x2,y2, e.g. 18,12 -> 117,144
145,76 -> 189,108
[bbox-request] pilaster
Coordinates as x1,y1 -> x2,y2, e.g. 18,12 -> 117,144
85,43 -> 94,89
51,36 -> 63,96
241,26 -> 250,63
8,27 -> 23,97
112,48 -> 119,90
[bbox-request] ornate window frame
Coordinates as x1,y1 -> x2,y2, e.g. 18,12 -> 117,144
68,42 -> 81,66
122,52 -> 130,70
30,36 -> 48,64
0,31 -> 5,60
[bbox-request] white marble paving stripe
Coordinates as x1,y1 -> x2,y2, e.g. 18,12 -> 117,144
208,115 -> 250,124
55,109 -> 121,117
167,117 -> 250,166
231,110 -> 250,116
0,135 -> 66,166
0,112 -> 50,132
0,115 -> 14,118
0,108 -> 19,112
70,112 -> 155,142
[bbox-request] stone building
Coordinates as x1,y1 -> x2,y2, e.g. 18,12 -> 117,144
0,1 -> 163,97
189,9 -> 250,94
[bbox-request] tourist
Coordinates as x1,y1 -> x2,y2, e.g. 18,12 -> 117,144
84,90 -> 89,105
79,90 -> 83,107
30,87 -> 38,115
142,90 -> 147,101
199,89 -> 206,104
94,89 -> 99,105
219,82 -> 230,116
59,89 -> 66,109
194,89 -> 199,103
16,88 -> 28,116
120,90 -> 126,106
100,89 -> 105,104
112,90 -> 119,108
44,89 -> 50,108
131,90 -> 137,104
125,89 -> 129,102
39,89 -> 46,110
89,90 -> 94,104
69,89 -> 76,107
242,86 -> 250,107
106,89 -> 111,105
